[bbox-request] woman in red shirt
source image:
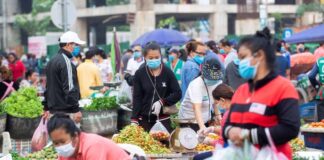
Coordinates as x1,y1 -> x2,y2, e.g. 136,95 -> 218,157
48,114 -> 130,160
8,53 -> 26,82
223,28 -> 300,160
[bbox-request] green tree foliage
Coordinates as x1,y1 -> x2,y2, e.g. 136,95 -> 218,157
14,0 -> 54,36
158,16 -> 178,29
106,0 -> 130,5
296,2 -> 324,17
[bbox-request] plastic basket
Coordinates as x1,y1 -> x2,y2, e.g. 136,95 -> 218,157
302,131 -> 324,151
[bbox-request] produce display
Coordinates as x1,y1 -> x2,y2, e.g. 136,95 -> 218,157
150,131 -> 170,141
26,146 -> 57,160
195,144 -> 215,152
112,125 -> 171,154
0,87 -> 43,118
11,152 -> 29,160
83,96 -> 118,111
289,138 -> 305,152
307,120 -> 324,128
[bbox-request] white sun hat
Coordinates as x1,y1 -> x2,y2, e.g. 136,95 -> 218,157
59,31 -> 86,45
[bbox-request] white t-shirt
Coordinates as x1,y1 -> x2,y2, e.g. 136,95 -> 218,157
126,58 -> 144,75
179,77 -> 222,123
97,60 -> 112,83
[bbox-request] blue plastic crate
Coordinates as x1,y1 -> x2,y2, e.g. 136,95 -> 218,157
302,131 -> 324,151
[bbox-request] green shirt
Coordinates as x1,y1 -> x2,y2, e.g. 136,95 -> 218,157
166,59 -> 183,83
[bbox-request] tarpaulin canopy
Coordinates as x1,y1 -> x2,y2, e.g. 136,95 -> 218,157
285,24 -> 324,44
131,29 -> 189,47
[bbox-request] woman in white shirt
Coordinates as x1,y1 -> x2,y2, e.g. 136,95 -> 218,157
179,58 -> 223,133
95,48 -> 113,83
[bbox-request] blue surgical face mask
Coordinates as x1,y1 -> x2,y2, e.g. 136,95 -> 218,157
146,58 -> 161,69
204,79 -> 219,86
134,51 -> 141,59
219,49 -> 226,54
233,58 -> 240,65
168,55 -> 175,62
55,142 -> 76,158
72,46 -> 80,57
280,47 -> 286,53
238,57 -> 258,80
193,55 -> 204,65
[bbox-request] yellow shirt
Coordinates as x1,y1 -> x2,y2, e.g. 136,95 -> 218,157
77,60 -> 103,98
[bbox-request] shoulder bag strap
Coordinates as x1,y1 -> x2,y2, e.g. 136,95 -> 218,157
1,81 -> 15,101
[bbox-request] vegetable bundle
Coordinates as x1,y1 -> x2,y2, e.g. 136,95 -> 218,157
113,125 -> 171,154
83,96 -> 118,111
1,87 -> 43,118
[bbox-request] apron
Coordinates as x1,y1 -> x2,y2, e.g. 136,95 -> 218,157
166,60 -> 183,83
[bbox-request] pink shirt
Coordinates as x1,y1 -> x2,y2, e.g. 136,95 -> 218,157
314,47 -> 324,60
59,133 -> 129,160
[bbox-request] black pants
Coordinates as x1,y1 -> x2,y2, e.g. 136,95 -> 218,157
317,100 -> 324,121
139,118 -> 173,133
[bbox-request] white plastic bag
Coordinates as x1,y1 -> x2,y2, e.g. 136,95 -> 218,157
255,128 -> 288,160
117,80 -> 132,104
149,120 -> 170,141
211,140 -> 258,160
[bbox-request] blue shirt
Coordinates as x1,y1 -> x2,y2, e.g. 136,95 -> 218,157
181,59 -> 200,99
205,50 -> 225,74
309,63 -> 319,88
275,55 -> 290,77
282,51 -> 291,67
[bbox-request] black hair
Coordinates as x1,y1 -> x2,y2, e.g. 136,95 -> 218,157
85,47 -> 97,59
212,83 -> 234,100
47,113 -> 80,137
95,48 -> 107,59
125,49 -> 133,54
179,48 -> 188,61
8,53 -> 18,61
220,39 -> 231,47
143,42 -> 161,57
238,27 -> 275,71
185,41 -> 205,54
206,40 -> 219,54
276,41 -> 282,52
25,69 -> 36,79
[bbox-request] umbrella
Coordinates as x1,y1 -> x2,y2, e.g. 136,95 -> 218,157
131,29 -> 189,47
285,24 -> 324,44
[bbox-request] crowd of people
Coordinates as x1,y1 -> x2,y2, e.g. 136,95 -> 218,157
0,27 -> 324,159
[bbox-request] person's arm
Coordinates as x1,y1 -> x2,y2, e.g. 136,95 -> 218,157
224,67 -> 230,85
184,66 -> 200,87
308,63 -> 319,88
131,72 -> 143,123
213,104 -> 222,124
161,69 -> 182,106
193,103 -> 206,129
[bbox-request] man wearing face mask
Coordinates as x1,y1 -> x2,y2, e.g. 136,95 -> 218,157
220,39 -> 238,68
124,45 -> 145,86
48,114 -> 129,160
43,31 -> 85,123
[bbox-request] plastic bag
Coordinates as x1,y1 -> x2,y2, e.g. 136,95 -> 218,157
149,120 -> 170,141
255,128 -> 288,160
31,118 -> 48,152
211,140 -> 258,160
117,80 -> 132,104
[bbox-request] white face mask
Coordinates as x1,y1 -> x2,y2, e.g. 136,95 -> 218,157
55,142 -> 76,158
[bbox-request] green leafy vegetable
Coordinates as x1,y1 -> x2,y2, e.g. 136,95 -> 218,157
1,87 -> 43,118
84,96 -> 118,111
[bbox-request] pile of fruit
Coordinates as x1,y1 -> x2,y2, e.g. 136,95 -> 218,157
289,138 -> 305,152
307,120 -> 324,128
113,125 -> 171,154
0,87 -> 43,118
150,131 -> 170,141
26,146 -> 57,160
195,144 -> 215,152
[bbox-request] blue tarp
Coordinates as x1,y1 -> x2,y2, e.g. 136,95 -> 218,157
285,24 -> 324,44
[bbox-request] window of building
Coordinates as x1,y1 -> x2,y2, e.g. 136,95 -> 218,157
275,0 -> 296,4
228,14 -> 236,35
228,0 -> 237,4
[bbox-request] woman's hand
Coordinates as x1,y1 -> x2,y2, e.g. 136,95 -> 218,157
228,127 -> 243,146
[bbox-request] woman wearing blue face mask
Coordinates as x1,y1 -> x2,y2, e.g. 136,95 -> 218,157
180,41 -> 206,99
179,58 -> 223,133
223,28 -> 300,160
165,48 -> 184,84
131,42 -> 182,132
